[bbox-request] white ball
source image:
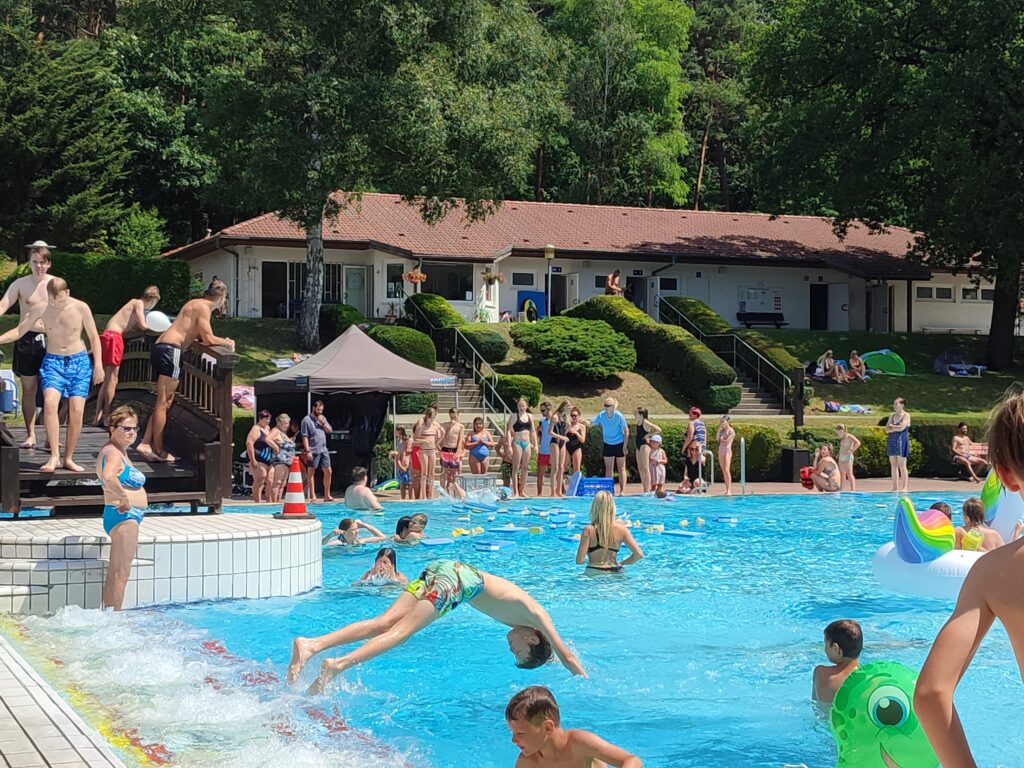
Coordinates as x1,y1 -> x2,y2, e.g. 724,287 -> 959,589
146,310 -> 172,333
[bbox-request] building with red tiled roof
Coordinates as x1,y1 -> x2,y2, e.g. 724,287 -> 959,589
165,192 -> 997,334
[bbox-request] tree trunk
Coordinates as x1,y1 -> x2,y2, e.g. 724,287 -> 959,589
985,250 -> 1021,370
693,111 -> 712,211
298,215 -> 325,351
534,146 -> 544,202
714,137 -> 731,210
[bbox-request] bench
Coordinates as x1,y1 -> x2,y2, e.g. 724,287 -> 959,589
922,325 -> 983,335
953,442 -> 988,479
736,311 -> 789,329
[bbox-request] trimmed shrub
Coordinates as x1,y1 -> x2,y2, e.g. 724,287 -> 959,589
510,317 -> 636,380
459,323 -> 509,362
911,418 -> 990,477
492,373 -> 542,407
3,252 -> 191,313
564,296 -> 738,410
318,304 -> 365,342
406,292 -> 465,329
736,329 -> 803,374
792,426 -> 925,477
397,393 -> 438,414
663,296 -> 731,335
366,324 -> 437,370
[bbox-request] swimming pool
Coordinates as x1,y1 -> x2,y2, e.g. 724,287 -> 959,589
4,492 -> 1019,767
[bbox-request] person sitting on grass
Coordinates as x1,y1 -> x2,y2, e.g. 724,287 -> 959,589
287,559 -> 587,693
506,685 -> 643,768
951,422 -> 988,482
322,518 -> 387,546
816,350 -> 847,383
810,444 -> 841,493
354,547 -> 407,586
812,619 -> 862,707
954,497 -> 1005,552
915,391 -> 1024,765
847,350 -> 867,381
344,466 -> 382,512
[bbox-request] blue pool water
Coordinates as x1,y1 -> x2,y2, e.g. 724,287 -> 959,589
7,492 -> 1022,767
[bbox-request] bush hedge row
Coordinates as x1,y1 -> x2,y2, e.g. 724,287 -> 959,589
366,324 -> 437,370
564,297 -> 740,411
459,323 -> 509,362
3,252 -> 192,313
318,304 -> 365,342
792,426 -> 925,477
491,373 -> 543,407
406,292 -> 465,328
510,317 -> 636,380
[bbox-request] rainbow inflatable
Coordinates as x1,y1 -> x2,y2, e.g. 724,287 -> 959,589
872,472 -> 1023,599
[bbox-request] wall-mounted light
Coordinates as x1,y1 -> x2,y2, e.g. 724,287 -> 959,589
717,266 -> 725,274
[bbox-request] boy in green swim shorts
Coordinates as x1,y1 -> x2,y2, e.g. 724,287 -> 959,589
287,559 -> 587,692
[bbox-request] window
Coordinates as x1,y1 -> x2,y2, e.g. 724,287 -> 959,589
916,285 -> 954,301
962,286 -> 996,302
659,277 -> 678,292
594,275 -> 605,289
287,263 -> 342,306
422,263 -> 473,302
386,263 -> 405,299
982,288 -> 995,301
511,272 -> 535,287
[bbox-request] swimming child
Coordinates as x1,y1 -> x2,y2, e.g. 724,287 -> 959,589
287,559 -> 587,691
354,547 -> 408,586
812,619 -> 862,706
505,685 -> 643,767
390,427 -> 412,499
954,496 -> 1004,552
916,391 -> 1024,764
930,501 -> 953,519
393,515 -> 424,544
647,434 -> 667,495
322,518 -> 387,546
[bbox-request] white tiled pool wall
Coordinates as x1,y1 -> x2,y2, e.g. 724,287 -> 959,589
0,518 -> 323,615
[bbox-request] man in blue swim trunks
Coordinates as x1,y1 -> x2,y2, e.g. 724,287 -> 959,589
0,277 -> 103,473
287,559 -> 587,692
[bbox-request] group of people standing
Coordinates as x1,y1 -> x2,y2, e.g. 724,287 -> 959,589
244,399 -> 335,502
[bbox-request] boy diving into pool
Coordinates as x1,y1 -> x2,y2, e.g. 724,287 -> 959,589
287,559 -> 587,692
915,391 -> 1024,766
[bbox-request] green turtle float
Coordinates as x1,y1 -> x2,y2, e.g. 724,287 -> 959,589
829,661 -> 938,767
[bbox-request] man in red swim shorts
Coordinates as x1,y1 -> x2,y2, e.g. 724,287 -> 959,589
95,286 -> 161,426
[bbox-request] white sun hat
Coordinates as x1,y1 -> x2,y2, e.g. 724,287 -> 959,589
25,240 -> 55,249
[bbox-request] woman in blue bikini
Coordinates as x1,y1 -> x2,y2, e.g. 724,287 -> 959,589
885,397 -> 911,493
465,417 -> 496,475
96,405 -> 148,610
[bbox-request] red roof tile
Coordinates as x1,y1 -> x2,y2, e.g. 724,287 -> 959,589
164,193 -> 927,279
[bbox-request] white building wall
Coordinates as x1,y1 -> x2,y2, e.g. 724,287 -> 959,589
889,272 -> 996,334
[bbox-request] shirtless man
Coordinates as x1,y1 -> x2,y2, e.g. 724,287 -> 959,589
0,278 -> 103,472
137,279 -> 234,463
915,391 -> 1024,766
0,243 -> 55,447
286,559 -> 587,692
343,466 -> 382,512
951,422 -> 988,482
94,286 -> 160,426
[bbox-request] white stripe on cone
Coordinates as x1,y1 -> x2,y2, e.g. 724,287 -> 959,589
280,456 -> 308,515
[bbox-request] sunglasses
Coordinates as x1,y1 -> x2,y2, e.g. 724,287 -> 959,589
115,425 -> 139,433
603,403 -> 614,408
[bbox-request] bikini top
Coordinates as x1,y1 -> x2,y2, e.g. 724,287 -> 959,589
101,454 -> 146,489
587,528 -> 621,554
513,414 -> 532,432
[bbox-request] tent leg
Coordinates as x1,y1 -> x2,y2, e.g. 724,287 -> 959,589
392,396 -> 398,481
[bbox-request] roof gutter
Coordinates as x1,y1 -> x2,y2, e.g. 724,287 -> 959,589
651,256 -> 678,277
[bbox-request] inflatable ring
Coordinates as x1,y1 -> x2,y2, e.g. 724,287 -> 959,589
830,661 -> 937,767
373,479 -> 399,492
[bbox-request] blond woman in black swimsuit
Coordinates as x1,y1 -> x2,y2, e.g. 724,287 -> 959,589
506,398 -> 536,499
574,491 -> 644,573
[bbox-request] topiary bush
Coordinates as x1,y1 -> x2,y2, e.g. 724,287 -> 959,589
3,252 -> 191,313
458,323 -> 510,362
366,324 -> 437,370
663,296 -> 732,335
397,393 -> 438,414
736,329 -> 803,374
319,304 -> 366,342
510,317 -> 636,380
406,292 -> 465,329
491,373 -> 542,407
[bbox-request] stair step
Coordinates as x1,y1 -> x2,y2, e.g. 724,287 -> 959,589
0,585 -> 49,597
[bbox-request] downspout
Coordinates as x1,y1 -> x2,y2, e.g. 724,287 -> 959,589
651,256 -> 678,277
222,243 -> 242,317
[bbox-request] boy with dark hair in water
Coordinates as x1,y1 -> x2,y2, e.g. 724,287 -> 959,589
505,686 -> 643,767
812,619 -> 862,706
916,391 -> 1024,766
930,501 -> 953,519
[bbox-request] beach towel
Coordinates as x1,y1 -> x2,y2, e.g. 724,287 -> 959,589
231,386 -> 254,410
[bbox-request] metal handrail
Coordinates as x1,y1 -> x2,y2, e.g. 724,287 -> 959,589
657,295 -> 792,410
404,296 -> 514,428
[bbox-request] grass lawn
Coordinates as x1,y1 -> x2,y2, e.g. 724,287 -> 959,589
758,329 -> 1022,418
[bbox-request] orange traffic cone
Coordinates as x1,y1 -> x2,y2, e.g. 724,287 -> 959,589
274,456 -> 316,519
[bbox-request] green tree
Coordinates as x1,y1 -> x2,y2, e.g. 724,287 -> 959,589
540,0 -> 693,207
0,4 -> 133,258
752,0 -> 1024,368
205,0 -> 558,350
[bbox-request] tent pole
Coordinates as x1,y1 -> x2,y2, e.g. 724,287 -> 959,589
307,391 -> 311,415
392,396 -> 398,481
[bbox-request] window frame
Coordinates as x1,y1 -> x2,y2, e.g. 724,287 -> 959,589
511,272 -> 535,287
915,284 -> 955,302
421,261 -> 475,302
385,263 -> 405,299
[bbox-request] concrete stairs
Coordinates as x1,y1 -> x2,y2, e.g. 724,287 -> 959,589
728,371 -> 786,416
434,362 -> 483,412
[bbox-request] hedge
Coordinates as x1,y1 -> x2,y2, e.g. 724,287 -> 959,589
459,323 -> 509,362
491,373 -> 542,407
663,296 -> 731,335
564,297 -> 740,411
319,304 -> 365,342
2,252 -> 191,313
397,392 -> 439,413
736,329 -> 803,374
510,317 -> 636,380
406,292 -> 465,329
793,426 -> 925,477
580,420 -> 782,482
910,418 -> 989,478
366,324 -> 437,370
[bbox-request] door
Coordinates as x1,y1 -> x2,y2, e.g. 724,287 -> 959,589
827,283 -> 849,331
809,284 -> 829,330
550,274 -> 567,315
625,276 -> 647,312
343,265 -> 367,315
566,273 -> 580,308
261,262 -> 287,318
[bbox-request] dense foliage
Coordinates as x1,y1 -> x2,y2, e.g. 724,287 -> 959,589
491,373 -> 543,407
318,304 -> 366,342
510,317 -> 636,380
406,293 -> 466,329
458,324 -> 510,363
366,325 -> 437,371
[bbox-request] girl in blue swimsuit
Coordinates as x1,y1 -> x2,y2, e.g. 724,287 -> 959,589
465,417 -> 495,475
97,405 -> 148,611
